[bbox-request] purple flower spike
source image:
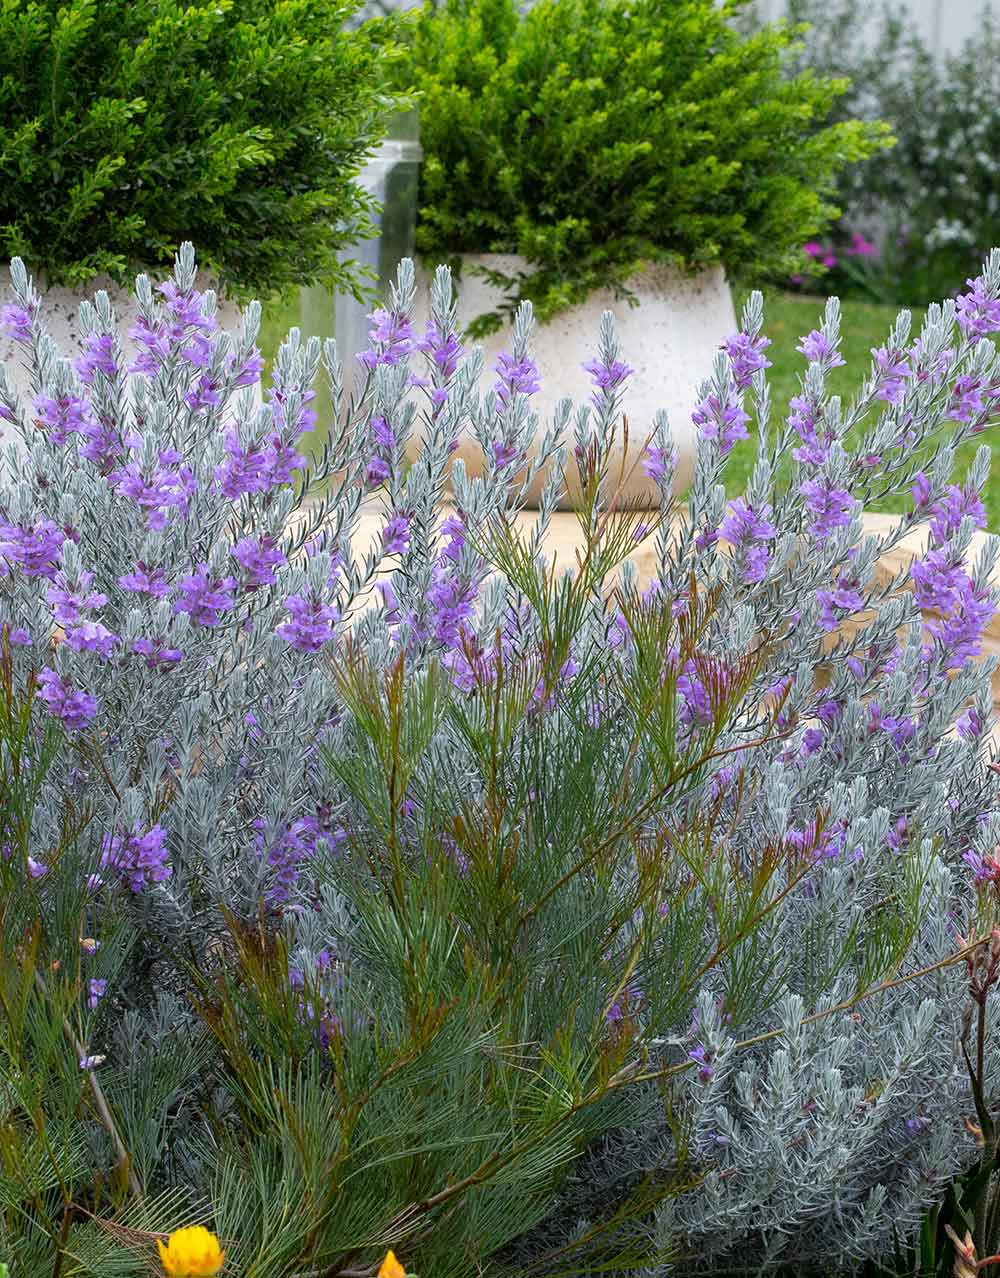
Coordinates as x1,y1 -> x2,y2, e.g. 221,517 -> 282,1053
75,332 -> 118,385
100,823 -> 171,892
724,331 -> 772,390
493,352 -> 540,409
276,594 -> 339,652
232,536 -> 286,590
956,274 -> 1000,344
36,668 -> 98,730
173,565 -> 237,627
2,301 -> 36,343
357,308 -> 415,370
796,330 -> 846,368
381,513 -> 411,557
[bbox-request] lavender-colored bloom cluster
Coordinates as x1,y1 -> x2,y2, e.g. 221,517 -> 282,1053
99,822 -> 171,892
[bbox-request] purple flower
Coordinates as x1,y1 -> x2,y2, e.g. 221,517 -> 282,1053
923,575 -> 994,671
231,536 -> 286,590
720,498 -> 776,546
678,660 -> 712,728
427,570 -> 479,649
180,332 -> 216,369
801,727 -> 824,755
381,513 -> 411,557
963,848 -> 1000,886
719,498 -> 776,583
33,392 -> 95,445
816,580 -> 864,632
911,549 -> 968,614
816,698 -> 842,728
129,315 -> 172,375
215,425 -> 306,499
108,456 -> 197,529
957,705 -> 983,741
365,455 -> 390,487
133,637 -> 184,669
0,518 -> 67,579
276,594 -> 338,652
87,978 -> 107,1010
493,352 -> 540,409
119,563 -> 171,599
688,1044 -> 715,1084
439,513 -> 467,563
173,565 -> 237,627
416,320 -> 463,379
100,823 -> 171,892
6,626 -> 30,645
28,856 -> 48,879
357,308 -> 415,370
233,348 -> 265,387
36,668 -> 98,730
846,231 -> 878,258
64,620 -> 120,658
789,394 -> 829,466
723,331 -> 772,390
583,354 -> 634,406
371,415 -> 396,450
158,279 -> 216,333
642,444 -> 677,485
185,374 -> 221,411
2,301 -> 36,343
871,345 -> 911,404
46,569 -> 107,626
948,374 -> 989,423
75,332 -> 118,385
261,816 -> 344,904
956,274 -> 1000,344
911,471 -> 933,511
692,387 -> 750,455
796,330 -> 845,368
491,440 -> 520,470
799,479 -> 858,542
910,339 -> 955,385
887,816 -> 909,853
928,484 -> 986,546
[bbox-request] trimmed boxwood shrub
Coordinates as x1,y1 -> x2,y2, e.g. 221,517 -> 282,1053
0,0 -> 404,296
403,0 -> 892,330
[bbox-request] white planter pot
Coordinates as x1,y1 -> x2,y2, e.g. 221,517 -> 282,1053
0,270 -> 248,442
411,254 -> 737,509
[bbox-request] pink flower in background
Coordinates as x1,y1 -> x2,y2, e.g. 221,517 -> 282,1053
847,230 -> 878,259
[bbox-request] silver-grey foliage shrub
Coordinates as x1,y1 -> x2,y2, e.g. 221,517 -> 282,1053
0,243 -> 999,1276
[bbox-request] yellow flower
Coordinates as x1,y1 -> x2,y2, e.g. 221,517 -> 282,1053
378,1251 -> 407,1278
157,1226 -> 225,1277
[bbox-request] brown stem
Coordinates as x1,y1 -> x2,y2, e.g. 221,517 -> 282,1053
33,970 -> 141,1198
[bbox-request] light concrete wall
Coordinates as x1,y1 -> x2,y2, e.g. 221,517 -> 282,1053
754,0 -> 982,57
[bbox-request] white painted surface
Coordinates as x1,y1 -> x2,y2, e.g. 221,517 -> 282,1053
410,254 -> 736,509
754,0 -> 980,56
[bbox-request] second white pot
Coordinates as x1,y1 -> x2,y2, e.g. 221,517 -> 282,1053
410,254 -> 737,509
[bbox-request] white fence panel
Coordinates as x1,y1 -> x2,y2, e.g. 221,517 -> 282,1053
753,0 -> 982,56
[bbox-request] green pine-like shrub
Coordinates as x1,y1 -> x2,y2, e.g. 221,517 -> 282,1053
0,0 -> 403,296
404,0 -> 892,332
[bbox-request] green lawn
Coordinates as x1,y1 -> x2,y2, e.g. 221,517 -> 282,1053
259,286 -> 1000,529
